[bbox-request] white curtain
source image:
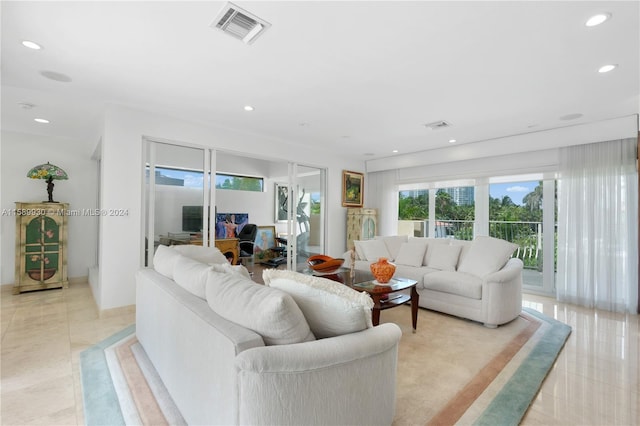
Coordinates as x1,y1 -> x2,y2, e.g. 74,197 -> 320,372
557,138 -> 638,313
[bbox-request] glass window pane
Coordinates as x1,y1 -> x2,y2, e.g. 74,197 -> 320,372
489,180 -> 543,288
398,189 -> 428,237
435,186 -> 474,240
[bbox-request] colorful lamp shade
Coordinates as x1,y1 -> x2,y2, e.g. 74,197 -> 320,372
27,162 -> 68,203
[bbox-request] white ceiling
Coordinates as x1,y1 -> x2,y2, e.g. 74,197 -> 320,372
2,1 -> 638,161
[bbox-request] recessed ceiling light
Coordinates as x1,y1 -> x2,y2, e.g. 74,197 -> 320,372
34,118 -> 50,124
448,139 -> 457,143
22,40 -> 42,50
244,105 -> 254,111
598,64 -> 617,73
392,150 -> 398,153
586,13 -> 611,27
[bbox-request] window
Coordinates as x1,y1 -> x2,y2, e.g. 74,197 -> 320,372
434,186 -> 474,240
146,167 -> 264,192
215,173 -> 264,192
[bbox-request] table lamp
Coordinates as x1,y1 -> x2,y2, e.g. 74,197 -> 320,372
27,162 -> 68,203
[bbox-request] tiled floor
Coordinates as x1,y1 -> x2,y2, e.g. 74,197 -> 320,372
1,281 -> 638,425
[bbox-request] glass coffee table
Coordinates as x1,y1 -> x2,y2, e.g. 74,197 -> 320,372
308,269 -> 419,332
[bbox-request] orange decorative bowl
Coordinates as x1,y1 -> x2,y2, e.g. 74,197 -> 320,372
307,255 -> 345,274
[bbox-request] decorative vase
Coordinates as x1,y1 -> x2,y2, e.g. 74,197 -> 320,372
370,258 -> 396,283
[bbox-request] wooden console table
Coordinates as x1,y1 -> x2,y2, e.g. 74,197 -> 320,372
214,238 -> 239,265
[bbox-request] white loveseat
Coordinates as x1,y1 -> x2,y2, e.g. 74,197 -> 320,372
136,245 -> 402,425
346,236 -> 523,328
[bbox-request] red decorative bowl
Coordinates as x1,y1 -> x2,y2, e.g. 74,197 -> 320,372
307,255 -> 345,274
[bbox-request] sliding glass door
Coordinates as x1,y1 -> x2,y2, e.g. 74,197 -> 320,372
143,140 -> 209,267
287,163 -> 326,270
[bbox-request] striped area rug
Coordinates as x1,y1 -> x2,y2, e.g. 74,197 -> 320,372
80,307 -> 570,425
80,325 -> 185,426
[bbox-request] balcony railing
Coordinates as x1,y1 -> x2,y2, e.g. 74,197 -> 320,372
397,219 -> 543,270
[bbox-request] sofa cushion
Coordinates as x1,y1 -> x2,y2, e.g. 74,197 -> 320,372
210,262 -> 252,280
457,236 -> 518,278
355,239 -> 391,262
153,244 -> 181,279
172,244 -> 228,265
425,244 -> 462,271
394,242 -> 427,267
206,271 -> 315,345
375,235 -> 408,260
173,254 -> 211,299
262,270 -> 374,339
423,271 -> 483,299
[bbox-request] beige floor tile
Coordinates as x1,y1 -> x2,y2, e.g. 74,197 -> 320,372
1,281 -> 638,425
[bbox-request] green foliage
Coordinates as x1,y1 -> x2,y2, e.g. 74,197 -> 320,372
398,190 -> 428,219
216,176 -> 263,191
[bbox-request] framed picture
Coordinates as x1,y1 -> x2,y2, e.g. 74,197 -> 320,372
274,183 -> 288,222
342,170 -> 364,207
255,225 -> 276,252
215,213 -> 249,239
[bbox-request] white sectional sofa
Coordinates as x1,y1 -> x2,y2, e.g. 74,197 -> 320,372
136,244 -> 402,426
346,235 -> 523,328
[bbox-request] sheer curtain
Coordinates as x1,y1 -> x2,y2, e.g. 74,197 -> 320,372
557,138 -> 638,313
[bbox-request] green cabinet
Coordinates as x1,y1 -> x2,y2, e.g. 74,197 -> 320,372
14,202 -> 68,294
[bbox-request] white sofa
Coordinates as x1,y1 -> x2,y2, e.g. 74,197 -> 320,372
136,245 -> 402,425
346,236 -> 523,328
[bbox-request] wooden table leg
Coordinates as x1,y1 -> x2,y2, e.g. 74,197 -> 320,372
372,295 -> 381,326
410,286 -> 419,333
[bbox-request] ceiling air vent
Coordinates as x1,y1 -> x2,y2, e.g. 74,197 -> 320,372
424,120 -> 452,130
211,2 -> 271,45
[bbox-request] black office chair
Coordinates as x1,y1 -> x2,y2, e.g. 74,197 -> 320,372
238,224 -> 258,257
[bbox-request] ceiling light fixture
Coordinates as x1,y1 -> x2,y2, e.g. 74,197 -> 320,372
392,150 -> 399,153
448,139 -> 457,143
34,118 -> 50,124
22,40 -> 42,50
586,13 -> 611,27
598,64 -> 617,73
244,105 -> 254,111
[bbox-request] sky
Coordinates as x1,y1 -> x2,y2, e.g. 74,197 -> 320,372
489,181 -> 538,206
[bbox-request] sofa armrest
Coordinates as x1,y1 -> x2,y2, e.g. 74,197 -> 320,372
482,258 -> 523,326
483,257 -> 523,283
235,323 -> 402,426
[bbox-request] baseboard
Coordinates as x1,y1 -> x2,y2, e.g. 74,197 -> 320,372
2,275 -> 88,288
99,304 -> 136,319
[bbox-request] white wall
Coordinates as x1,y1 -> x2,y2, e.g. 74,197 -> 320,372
98,105 -> 363,310
0,131 -> 98,284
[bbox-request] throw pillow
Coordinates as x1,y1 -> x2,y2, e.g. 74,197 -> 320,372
173,254 -> 211,299
407,238 -> 430,265
206,270 -> 315,345
172,244 -> 228,265
355,239 -> 391,262
425,244 -> 462,271
153,244 -> 181,279
394,242 -> 428,267
262,269 -> 374,338
457,236 -> 518,277
210,262 -> 252,280
375,235 -> 408,260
